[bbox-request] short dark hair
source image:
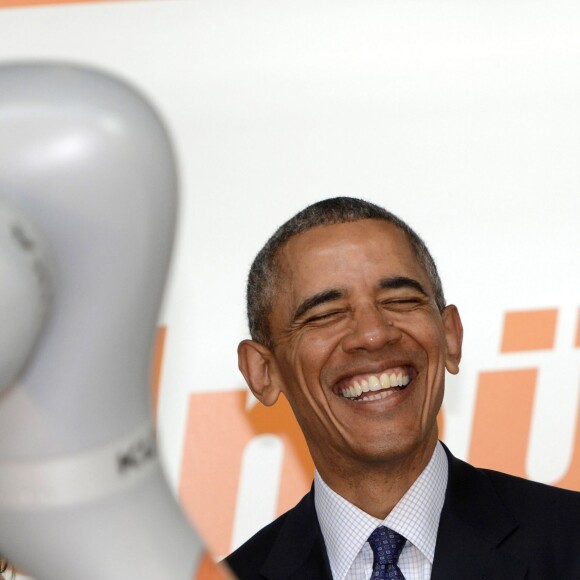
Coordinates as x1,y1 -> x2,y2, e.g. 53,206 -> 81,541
246,196 -> 446,347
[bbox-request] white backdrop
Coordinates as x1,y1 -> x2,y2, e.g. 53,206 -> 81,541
0,0 -> 579,568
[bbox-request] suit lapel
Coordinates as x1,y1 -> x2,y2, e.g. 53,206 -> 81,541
260,490 -> 332,580
432,447 -> 528,580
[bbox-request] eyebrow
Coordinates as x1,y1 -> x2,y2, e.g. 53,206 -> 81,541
292,288 -> 346,322
379,276 -> 429,296
291,277 -> 429,323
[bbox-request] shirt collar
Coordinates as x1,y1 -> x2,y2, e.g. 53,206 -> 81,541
314,441 -> 448,580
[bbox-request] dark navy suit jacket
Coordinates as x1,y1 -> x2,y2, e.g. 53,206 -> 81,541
226,446 -> 580,580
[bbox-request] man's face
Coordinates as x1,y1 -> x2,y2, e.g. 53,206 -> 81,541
241,219 -> 462,480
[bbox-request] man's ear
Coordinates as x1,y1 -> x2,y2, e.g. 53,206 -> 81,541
237,339 -> 282,407
442,305 -> 463,375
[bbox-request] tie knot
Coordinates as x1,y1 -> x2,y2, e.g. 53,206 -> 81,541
368,526 -> 406,567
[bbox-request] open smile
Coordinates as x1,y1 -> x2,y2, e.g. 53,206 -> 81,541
337,365 -> 417,401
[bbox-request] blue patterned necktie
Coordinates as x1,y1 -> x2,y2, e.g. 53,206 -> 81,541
367,526 -> 407,579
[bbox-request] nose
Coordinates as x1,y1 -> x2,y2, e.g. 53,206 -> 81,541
340,304 -> 402,352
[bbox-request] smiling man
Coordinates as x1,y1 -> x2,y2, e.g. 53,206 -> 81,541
226,197 -> 580,580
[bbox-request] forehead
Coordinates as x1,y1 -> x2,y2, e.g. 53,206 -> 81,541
274,219 -> 430,304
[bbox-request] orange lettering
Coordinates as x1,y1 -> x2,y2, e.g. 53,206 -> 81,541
179,390 -> 313,556
469,369 -> 537,478
470,369 -> 580,491
501,309 -> 558,352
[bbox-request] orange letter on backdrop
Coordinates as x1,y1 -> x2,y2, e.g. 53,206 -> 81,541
469,309 -> 580,490
469,369 -> 537,477
180,390 -> 313,556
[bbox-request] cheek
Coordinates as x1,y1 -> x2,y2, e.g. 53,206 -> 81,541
397,316 -> 447,358
282,331 -> 343,394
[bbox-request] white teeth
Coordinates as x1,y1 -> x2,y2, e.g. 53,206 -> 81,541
341,370 -> 412,398
368,376 -> 381,391
342,381 -> 363,398
361,390 -> 395,402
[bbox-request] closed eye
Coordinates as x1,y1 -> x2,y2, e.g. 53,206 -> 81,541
381,297 -> 425,311
304,309 -> 346,325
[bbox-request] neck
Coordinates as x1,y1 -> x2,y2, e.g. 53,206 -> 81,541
316,438 -> 437,519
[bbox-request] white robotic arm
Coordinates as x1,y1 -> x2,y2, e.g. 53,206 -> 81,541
0,63 -> 231,580
0,200 -> 53,396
